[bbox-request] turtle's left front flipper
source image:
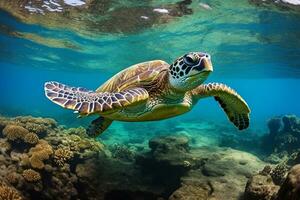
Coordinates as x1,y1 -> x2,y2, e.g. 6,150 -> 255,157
44,81 -> 149,116
191,83 -> 250,130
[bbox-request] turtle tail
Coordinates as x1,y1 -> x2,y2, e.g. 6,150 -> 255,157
44,81 -> 148,116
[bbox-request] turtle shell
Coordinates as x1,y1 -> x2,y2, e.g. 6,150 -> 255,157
96,60 -> 169,93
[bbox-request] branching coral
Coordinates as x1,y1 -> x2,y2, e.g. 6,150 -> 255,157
46,128 -> 105,162
54,147 -> 74,167
22,169 -> 41,182
28,140 -> 53,169
270,163 -> 289,185
24,132 -> 39,144
2,125 -> 29,141
0,182 -> 23,200
0,139 -> 11,152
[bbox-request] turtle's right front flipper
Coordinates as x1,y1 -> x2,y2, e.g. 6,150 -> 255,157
44,81 -> 149,116
191,83 -> 250,130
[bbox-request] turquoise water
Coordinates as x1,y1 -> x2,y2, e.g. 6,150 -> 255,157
0,0 -> 300,132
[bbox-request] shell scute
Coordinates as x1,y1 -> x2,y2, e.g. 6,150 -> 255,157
96,60 -> 169,93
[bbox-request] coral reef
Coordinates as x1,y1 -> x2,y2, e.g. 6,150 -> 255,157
22,169 -> 41,182
169,183 -> 210,200
108,143 -> 136,162
1,114 -> 299,200
244,174 -> 279,200
28,140 -> 53,169
263,115 -> 300,154
137,135 -> 267,199
245,163 -> 300,200
23,133 -> 39,145
0,181 -> 23,200
0,115 -> 106,200
136,135 -> 194,192
2,125 -> 29,142
54,147 -> 74,167
270,163 -> 289,185
276,164 -> 300,200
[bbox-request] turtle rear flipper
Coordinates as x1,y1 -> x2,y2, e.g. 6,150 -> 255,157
87,116 -> 113,137
44,81 -> 149,116
192,83 -> 250,130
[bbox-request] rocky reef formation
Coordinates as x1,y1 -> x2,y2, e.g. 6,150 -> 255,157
244,163 -> 300,200
262,115 -> 300,162
136,135 -> 267,199
1,114 -> 300,200
276,164 -> 300,200
218,115 -> 300,163
0,115 -> 273,200
0,0 -> 193,35
243,115 -> 300,200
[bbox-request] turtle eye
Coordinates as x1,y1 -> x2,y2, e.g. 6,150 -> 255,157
184,54 -> 198,65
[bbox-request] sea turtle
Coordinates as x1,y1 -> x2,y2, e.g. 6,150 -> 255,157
44,52 -> 250,136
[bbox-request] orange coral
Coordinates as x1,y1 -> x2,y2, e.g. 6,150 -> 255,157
24,132 -> 39,144
0,182 -> 23,200
28,140 -> 53,169
22,169 -> 41,182
2,125 -> 29,141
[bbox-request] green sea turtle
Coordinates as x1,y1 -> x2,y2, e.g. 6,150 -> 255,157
44,52 -> 250,136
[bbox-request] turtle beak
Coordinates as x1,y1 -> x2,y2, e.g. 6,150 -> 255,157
202,56 -> 213,72
194,54 -> 213,73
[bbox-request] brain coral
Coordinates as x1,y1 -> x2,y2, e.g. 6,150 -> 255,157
28,140 -> 53,169
0,182 -> 23,200
2,125 -> 29,141
22,169 -> 41,182
24,132 -> 39,144
54,147 -> 74,167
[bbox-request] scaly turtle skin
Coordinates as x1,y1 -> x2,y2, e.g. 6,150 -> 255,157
44,52 -> 250,136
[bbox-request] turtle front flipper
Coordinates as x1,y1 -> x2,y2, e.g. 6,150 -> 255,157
44,81 -> 149,116
191,83 -> 250,130
87,116 -> 113,137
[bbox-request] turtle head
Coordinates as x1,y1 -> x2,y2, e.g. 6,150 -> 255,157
168,52 -> 213,91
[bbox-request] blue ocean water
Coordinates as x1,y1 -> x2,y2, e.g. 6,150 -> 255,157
0,0 -> 300,133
